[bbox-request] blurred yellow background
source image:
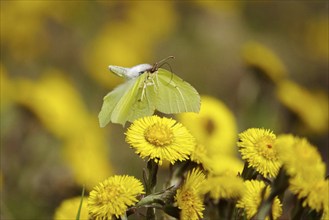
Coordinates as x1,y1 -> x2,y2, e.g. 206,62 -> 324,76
1,1 -> 328,219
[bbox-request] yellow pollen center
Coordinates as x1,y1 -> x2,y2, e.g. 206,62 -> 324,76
144,123 -> 174,147
257,137 -> 277,160
99,184 -> 123,204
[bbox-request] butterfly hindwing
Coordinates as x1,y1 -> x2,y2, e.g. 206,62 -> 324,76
155,68 -> 200,114
98,78 -> 137,127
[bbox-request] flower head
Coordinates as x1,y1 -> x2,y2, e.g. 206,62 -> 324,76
275,135 -> 325,184
178,95 -> 237,156
54,197 -> 89,220
190,144 -> 213,171
88,175 -> 144,219
125,116 -> 195,165
175,168 -> 206,220
237,180 -> 282,220
209,155 -> 244,176
305,180 -> 328,213
276,80 -> 328,134
241,41 -> 288,83
238,128 -> 281,178
275,135 -> 327,213
202,174 -> 245,200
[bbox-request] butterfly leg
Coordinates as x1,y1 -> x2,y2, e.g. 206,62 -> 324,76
139,82 -> 148,101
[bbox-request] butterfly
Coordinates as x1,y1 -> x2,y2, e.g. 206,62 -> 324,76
98,56 -> 200,126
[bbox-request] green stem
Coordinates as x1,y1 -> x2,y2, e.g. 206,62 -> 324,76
254,167 -> 289,219
75,187 -> 85,220
241,162 -> 257,180
145,159 -> 158,220
291,197 -> 304,220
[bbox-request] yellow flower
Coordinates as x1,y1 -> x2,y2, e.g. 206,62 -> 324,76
237,180 -> 282,220
241,41 -> 288,84
88,175 -> 145,219
178,95 -> 237,156
209,155 -> 244,176
276,80 -> 328,134
125,116 -> 196,165
202,174 -> 245,200
54,197 -> 89,220
304,16 -> 329,60
0,65 -> 14,108
175,168 -> 206,220
304,180 -> 328,213
275,135 -> 327,212
322,208 -> 329,220
190,144 -> 213,171
238,128 -> 281,178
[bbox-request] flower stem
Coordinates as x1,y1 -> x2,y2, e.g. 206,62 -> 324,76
145,159 -> 158,220
254,167 -> 289,219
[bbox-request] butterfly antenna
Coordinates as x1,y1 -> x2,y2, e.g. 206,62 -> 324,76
160,62 -> 174,85
151,56 -> 175,72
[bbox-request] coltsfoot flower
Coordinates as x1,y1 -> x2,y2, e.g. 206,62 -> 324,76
202,174 -> 245,200
54,197 -> 89,220
125,115 -> 196,165
175,168 -> 206,220
275,135 -> 327,214
88,175 -> 144,219
238,128 -> 281,178
237,180 -> 282,220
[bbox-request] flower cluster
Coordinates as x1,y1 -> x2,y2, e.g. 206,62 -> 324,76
50,85 -> 329,220
66,109 -> 328,220
54,97 -> 327,220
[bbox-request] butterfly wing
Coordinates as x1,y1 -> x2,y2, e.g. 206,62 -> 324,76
155,68 -> 200,114
112,73 -> 157,125
98,78 -> 137,127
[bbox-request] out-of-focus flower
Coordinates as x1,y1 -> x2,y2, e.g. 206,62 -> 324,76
178,95 -> 237,157
238,128 -> 281,178
276,80 -> 328,134
88,175 -> 144,219
0,65 -> 13,109
237,180 -> 282,220
175,168 -> 206,220
63,124 -> 112,189
209,155 -> 244,176
84,1 -> 177,88
14,70 -> 89,140
10,70 -> 112,189
275,134 -> 327,213
1,1 -> 77,63
305,180 -> 328,215
54,197 -> 89,220
242,41 -> 288,84
190,144 -> 213,171
125,116 -> 195,165
304,16 -> 329,61
322,207 -> 329,220
202,173 -> 244,201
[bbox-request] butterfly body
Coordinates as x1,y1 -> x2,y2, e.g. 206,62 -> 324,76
109,64 -> 153,79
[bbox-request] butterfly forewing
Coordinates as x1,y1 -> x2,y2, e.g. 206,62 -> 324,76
155,68 -> 200,114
